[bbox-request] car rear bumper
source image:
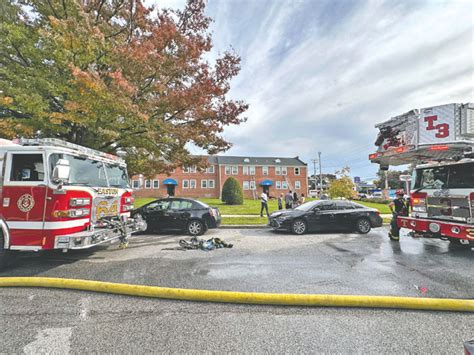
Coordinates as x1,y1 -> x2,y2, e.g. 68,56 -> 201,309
371,215 -> 383,228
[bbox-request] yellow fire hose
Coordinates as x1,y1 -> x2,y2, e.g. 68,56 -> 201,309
0,277 -> 473,312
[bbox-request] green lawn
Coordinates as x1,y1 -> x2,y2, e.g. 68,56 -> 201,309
135,197 -> 391,215
222,217 -> 268,225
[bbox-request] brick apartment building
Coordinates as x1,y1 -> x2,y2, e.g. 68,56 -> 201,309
132,156 -> 308,199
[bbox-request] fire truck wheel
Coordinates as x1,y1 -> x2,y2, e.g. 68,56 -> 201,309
187,220 -> 205,236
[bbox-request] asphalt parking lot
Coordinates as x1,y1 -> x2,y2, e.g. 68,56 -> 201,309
1,227 -> 473,353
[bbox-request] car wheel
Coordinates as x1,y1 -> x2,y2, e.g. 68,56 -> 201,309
188,220 -> 204,236
292,219 -> 307,235
355,218 -> 371,234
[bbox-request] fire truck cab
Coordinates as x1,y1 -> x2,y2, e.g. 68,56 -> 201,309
0,138 -> 146,267
370,103 -> 474,246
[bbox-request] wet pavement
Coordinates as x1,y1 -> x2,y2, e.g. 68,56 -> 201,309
1,227 -> 473,353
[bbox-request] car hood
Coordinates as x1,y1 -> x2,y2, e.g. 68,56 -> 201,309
270,209 -> 305,218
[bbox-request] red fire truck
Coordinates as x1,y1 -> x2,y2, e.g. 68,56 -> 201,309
0,138 -> 147,268
370,103 -> 474,247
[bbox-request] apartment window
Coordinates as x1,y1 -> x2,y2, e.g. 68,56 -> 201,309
295,180 -> 301,189
201,179 -> 207,188
262,166 -> 269,175
243,166 -> 249,175
250,181 -> 256,190
208,179 -> 215,188
183,180 -> 189,189
225,166 -> 231,175
153,180 -> 159,189
183,166 -> 197,173
206,165 -> 215,174
132,180 -> 139,189
232,165 -> 238,175
249,166 -> 255,175
282,181 -> 288,189
145,180 -> 151,189
276,181 -> 281,189
294,167 -> 300,175
275,166 -> 281,175
190,179 -> 196,189
243,181 -> 249,190
282,166 -> 287,175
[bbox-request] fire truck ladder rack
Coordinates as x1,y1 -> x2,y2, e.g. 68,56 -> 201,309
16,138 -> 125,164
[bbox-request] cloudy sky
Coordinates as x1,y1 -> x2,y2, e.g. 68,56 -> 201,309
153,0 -> 473,181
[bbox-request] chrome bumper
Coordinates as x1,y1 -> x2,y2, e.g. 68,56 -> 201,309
54,216 -> 147,250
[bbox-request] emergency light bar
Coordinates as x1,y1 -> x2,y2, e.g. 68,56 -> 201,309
16,138 -> 125,164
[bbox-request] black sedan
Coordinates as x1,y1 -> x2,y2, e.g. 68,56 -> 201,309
132,198 -> 221,236
269,200 -> 383,235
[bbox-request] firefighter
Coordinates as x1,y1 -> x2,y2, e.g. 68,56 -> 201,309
388,189 -> 409,241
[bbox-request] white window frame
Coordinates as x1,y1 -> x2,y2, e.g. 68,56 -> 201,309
275,166 -> 281,175
231,165 -> 238,175
250,181 -> 256,190
294,167 -> 300,175
183,166 -> 197,173
5,151 -> 47,187
243,181 -> 249,190
262,166 -> 269,175
276,181 -> 281,189
282,181 -> 288,189
201,179 -> 207,188
295,180 -> 301,189
225,166 -> 231,175
208,179 -> 215,188
282,166 -> 287,175
132,180 -> 139,189
145,179 -> 151,189
182,179 -> 189,189
206,165 -> 215,174
249,166 -> 256,175
243,166 -> 249,175
153,180 -> 159,189
190,179 -> 196,189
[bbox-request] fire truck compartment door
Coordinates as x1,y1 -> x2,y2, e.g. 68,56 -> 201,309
2,152 -> 48,246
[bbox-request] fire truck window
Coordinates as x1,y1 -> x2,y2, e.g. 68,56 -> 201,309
10,154 -> 44,182
448,163 -> 474,188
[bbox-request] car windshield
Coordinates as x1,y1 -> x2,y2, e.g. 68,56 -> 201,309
50,153 -> 130,188
295,200 -> 321,211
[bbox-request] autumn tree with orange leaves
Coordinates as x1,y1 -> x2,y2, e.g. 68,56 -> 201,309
0,0 -> 248,174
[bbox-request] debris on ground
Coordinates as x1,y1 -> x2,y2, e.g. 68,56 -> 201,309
163,237 -> 233,251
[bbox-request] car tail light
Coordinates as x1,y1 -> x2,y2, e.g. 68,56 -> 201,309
375,211 -> 380,215
470,193 -> 474,208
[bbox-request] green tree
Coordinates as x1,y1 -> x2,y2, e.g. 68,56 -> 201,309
328,176 -> 357,199
221,177 -> 243,205
374,170 -> 411,189
0,0 -> 248,175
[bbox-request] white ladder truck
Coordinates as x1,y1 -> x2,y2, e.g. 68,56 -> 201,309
369,103 -> 474,247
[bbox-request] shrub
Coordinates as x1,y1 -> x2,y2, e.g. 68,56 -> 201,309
221,177 -> 243,205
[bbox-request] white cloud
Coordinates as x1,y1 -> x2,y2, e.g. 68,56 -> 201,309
205,0 -> 473,178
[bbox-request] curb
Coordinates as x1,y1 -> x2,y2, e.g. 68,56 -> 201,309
1,277 -> 473,312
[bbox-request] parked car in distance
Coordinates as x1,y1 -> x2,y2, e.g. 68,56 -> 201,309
308,190 -> 318,198
269,200 -> 383,235
132,198 -> 221,236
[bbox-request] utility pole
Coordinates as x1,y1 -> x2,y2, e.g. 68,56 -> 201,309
311,159 -> 317,190
318,151 -> 323,192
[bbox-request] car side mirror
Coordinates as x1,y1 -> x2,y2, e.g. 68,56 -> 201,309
52,159 -> 70,186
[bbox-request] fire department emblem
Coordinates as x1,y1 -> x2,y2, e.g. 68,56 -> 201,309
17,194 -> 35,212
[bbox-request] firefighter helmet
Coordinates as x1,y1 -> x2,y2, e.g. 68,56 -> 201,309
396,189 -> 405,196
